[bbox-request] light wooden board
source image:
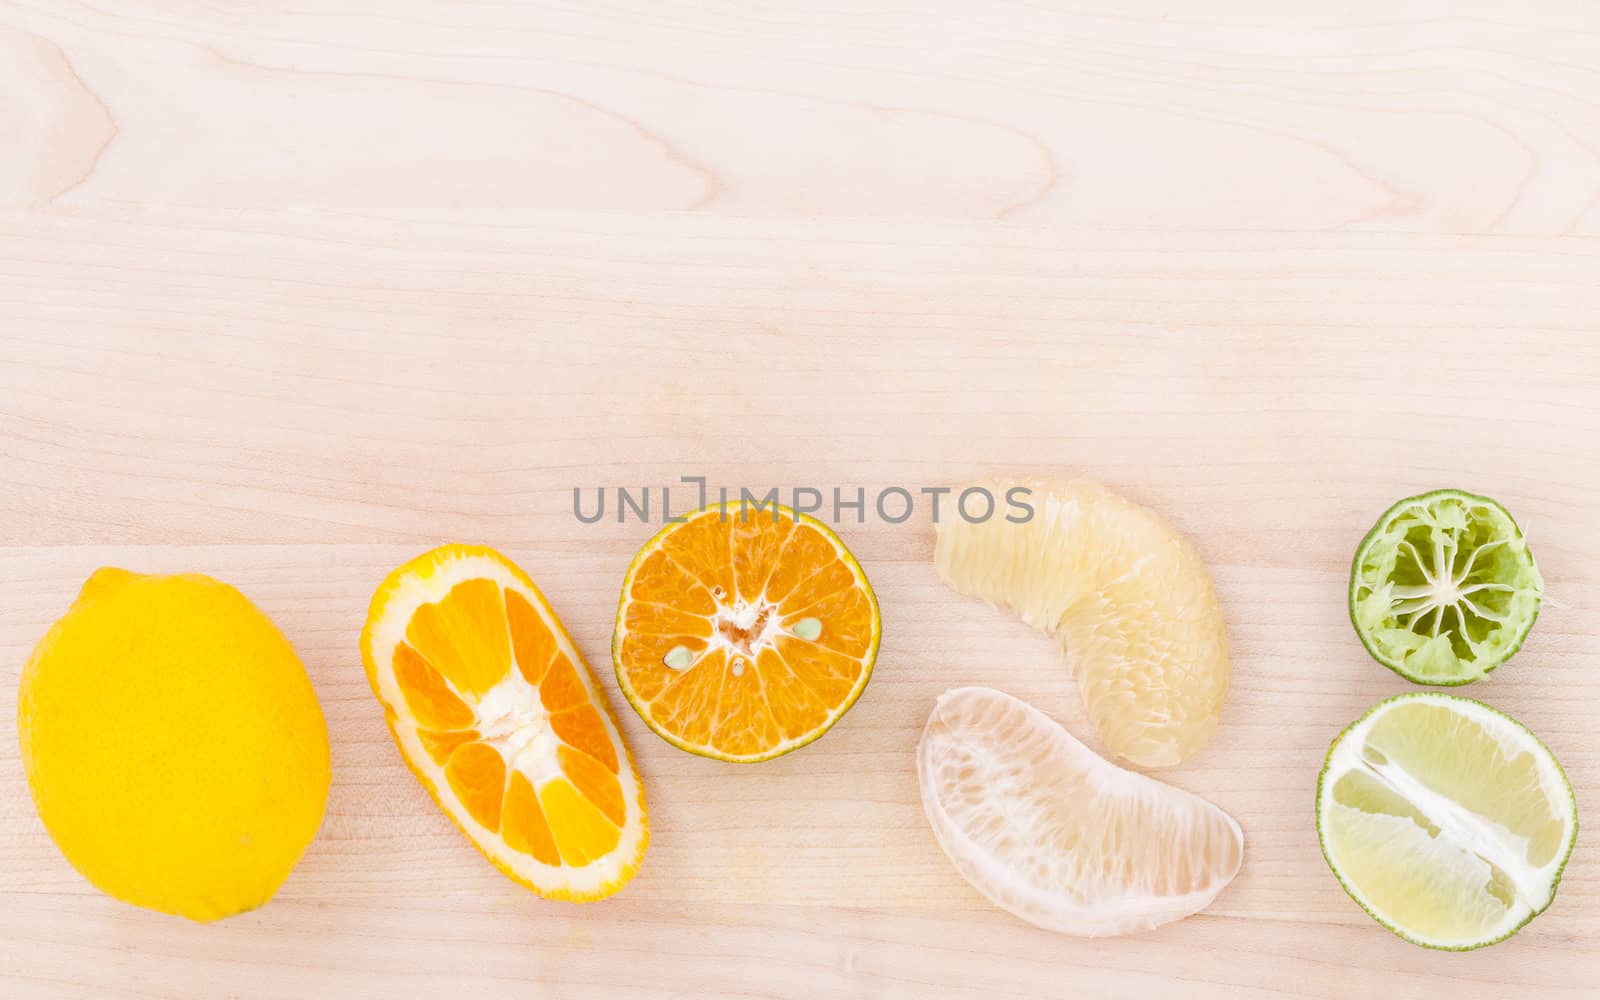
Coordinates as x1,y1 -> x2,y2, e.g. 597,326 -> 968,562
2,2 -> 1599,997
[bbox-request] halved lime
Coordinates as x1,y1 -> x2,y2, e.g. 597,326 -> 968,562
1316,693 -> 1576,950
1349,489 -> 1542,685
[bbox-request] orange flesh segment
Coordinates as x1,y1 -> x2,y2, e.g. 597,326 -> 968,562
783,586 -> 875,657
658,512 -> 736,597
393,642 -> 475,731
551,705 -> 620,772
623,600 -> 714,639
558,745 -> 626,825
445,741 -> 506,832
505,588 -> 556,686
540,654 -> 588,713
617,634 -> 708,704
418,727 -> 479,766
729,512 -> 795,601
406,578 -> 510,698
753,647 -> 831,739
648,647 -> 729,747
778,560 -> 856,619
540,779 -> 622,866
763,525 -> 838,603
502,770 -> 562,866
776,635 -> 865,703
626,549 -> 717,615
616,510 -> 876,758
707,664 -> 784,757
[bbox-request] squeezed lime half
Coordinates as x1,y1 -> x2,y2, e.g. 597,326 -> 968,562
1316,693 -> 1576,950
1349,489 -> 1542,685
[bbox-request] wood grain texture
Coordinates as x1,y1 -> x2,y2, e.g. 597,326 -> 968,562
2,2 -> 1598,997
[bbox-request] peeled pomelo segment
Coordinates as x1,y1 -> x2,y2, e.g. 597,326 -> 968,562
935,478 -> 1230,767
917,687 -> 1243,937
1316,694 -> 1576,949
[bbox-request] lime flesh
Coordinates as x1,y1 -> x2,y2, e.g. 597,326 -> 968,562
1316,694 -> 1576,950
1349,490 -> 1542,685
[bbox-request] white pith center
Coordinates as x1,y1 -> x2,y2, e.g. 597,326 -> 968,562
711,597 -> 783,675
472,676 -> 561,786
1429,575 -> 1463,606
1388,533 -> 1503,637
656,560 -> 831,681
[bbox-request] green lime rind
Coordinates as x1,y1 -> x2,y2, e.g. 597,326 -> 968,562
1315,692 -> 1578,951
1348,489 -> 1542,686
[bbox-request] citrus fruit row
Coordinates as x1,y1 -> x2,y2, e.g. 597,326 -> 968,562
14,501 -> 882,916
17,481 -> 1249,931
14,479 -> 1576,953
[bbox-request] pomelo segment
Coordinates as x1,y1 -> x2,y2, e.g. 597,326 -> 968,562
935,478 -> 1229,767
917,687 -> 1243,937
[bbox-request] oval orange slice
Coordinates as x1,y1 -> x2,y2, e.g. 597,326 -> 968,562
612,503 -> 881,762
361,544 -> 647,900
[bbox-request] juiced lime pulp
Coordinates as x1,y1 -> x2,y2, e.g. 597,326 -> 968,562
1349,490 -> 1542,684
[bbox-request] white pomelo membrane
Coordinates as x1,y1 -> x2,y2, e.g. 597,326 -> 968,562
935,478 -> 1229,767
918,687 -> 1244,937
1317,694 -> 1576,949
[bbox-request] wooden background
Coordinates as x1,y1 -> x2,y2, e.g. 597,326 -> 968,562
3,2 -> 1598,997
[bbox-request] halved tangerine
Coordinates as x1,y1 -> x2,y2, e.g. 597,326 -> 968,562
612,503 -> 880,762
360,545 -> 647,900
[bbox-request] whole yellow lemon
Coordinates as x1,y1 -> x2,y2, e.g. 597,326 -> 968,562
18,568 -> 331,922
